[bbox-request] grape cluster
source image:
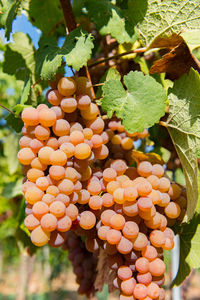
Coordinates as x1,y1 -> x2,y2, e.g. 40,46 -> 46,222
18,76 -> 186,299
63,231 -> 98,297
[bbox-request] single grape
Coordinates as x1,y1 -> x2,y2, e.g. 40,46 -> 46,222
19,136 -> 32,148
164,202 -> 181,218
122,221 -> 139,239
121,278 -> 136,295
57,179 -> 74,195
65,204 -> 79,221
137,161 -> 152,177
137,272 -> 152,285
42,193 -> 56,205
61,97 -> 77,113
32,201 -> 49,219
24,214 -> 40,230
132,232 -> 148,251
80,103 -> 99,120
149,258 -> 166,277
89,195 -> 103,210
147,282 -> 160,299
25,186 -> 44,204
106,229 -> 122,244
110,214 -> 125,230
22,107 -> 39,126
17,148 -> 36,165
57,215 -> 72,232
117,236 -> 133,254
38,146 -> 54,165
40,213 -> 57,231
31,225 -> 50,246
35,125 -> 50,141
101,209 -> 116,226
117,266 -> 132,280
57,77 -> 77,96
46,89 -> 63,106
97,225 -> 110,241
79,211 -> 96,230
135,257 -> 149,274
52,119 -> 70,136
46,185 -> 59,197
74,143 -> 91,159
133,283 -> 147,299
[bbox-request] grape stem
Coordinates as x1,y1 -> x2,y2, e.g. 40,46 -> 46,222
0,103 -> 16,116
88,48 -> 147,68
59,0 -> 95,99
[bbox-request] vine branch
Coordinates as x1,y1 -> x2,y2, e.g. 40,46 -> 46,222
0,104 -> 15,116
59,0 -> 95,98
88,48 -> 146,68
59,0 -> 76,33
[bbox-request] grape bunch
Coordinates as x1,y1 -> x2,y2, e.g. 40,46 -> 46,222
63,231 -> 98,297
17,75 -> 186,299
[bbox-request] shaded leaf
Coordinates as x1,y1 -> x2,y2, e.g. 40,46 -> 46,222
3,133 -> 19,175
0,218 -> 18,241
28,0 -> 64,36
5,113 -> 24,133
167,69 -> 200,220
102,71 -> 167,133
35,29 -> 94,80
173,214 -> 200,286
3,32 -> 35,80
2,179 -> 23,199
86,0 -> 137,43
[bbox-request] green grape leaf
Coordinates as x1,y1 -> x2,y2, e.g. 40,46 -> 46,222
61,28 -> 94,71
96,68 -> 121,98
0,197 -> 13,214
0,218 -> 19,241
128,0 -> 200,47
5,1 -> 19,39
2,178 -> 23,199
181,30 -> 200,51
5,113 -> 24,133
28,0 -> 64,36
35,35 -> 62,81
36,29 -> 94,80
20,77 -> 31,105
167,68 -> 200,221
173,214 -> 200,286
102,71 -> 167,133
3,133 -> 19,175
86,0 -> 137,43
3,32 -> 35,80
3,47 -> 27,81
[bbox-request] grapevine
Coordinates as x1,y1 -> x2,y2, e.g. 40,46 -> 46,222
1,0 -> 200,299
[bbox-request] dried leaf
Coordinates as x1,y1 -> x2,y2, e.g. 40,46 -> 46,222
132,150 -> 164,165
107,270 -> 117,293
94,249 -> 110,292
150,37 -> 200,80
149,33 -> 183,50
